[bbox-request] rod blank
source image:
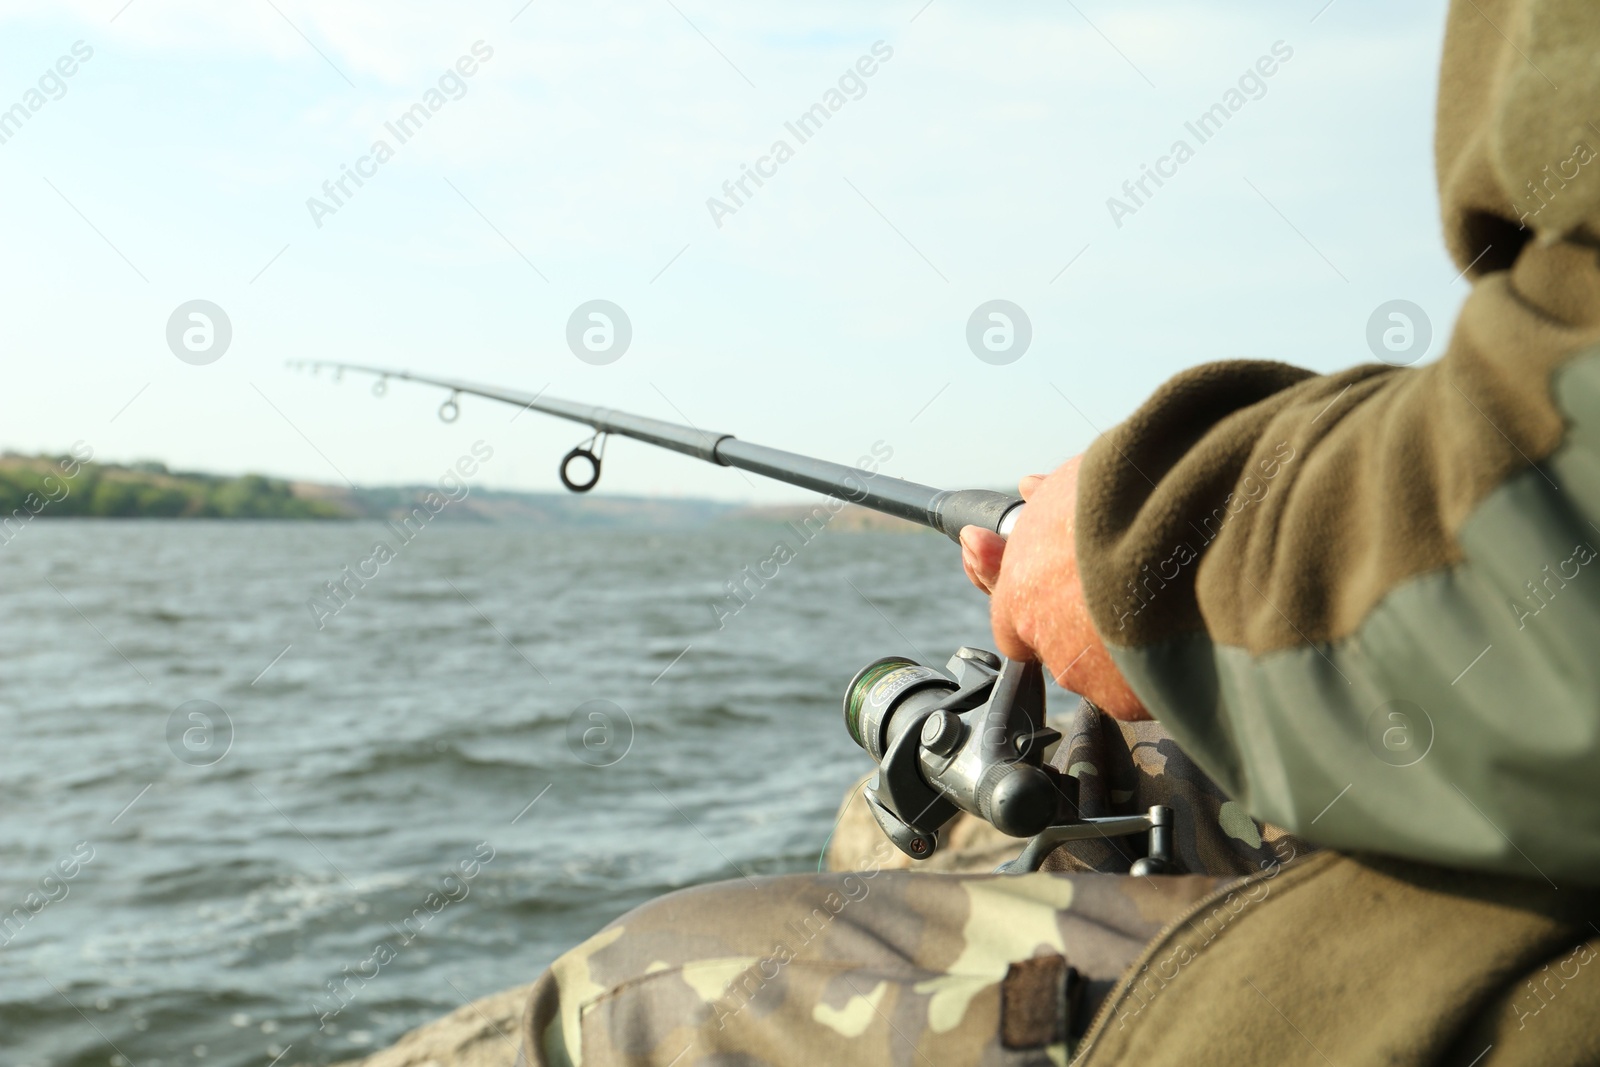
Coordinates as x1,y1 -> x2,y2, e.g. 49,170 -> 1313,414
291,361 -> 1024,543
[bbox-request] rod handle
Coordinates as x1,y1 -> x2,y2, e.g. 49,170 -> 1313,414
931,490 -> 1025,543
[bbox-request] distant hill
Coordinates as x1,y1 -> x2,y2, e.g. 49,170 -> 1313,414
0,453 -> 343,520
0,453 -> 928,531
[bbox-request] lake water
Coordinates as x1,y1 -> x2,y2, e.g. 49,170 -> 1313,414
0,520 -> 995,1066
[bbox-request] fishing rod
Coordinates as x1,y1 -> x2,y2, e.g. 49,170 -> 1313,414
286,360 -> 1023,544
293,359 -> 1176,873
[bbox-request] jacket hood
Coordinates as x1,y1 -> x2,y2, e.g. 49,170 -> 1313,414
1436,0 -> 1600,276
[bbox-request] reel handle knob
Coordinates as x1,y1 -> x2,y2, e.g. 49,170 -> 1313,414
979,763 -> 1059,839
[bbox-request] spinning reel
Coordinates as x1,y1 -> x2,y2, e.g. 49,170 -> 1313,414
843,647 -> 1174,875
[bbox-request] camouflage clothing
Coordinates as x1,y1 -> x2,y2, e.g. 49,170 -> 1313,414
517,865 -> 1234,1066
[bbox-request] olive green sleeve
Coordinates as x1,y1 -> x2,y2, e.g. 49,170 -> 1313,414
1073,0 -> 1600,881
1077,242 -> 1600,882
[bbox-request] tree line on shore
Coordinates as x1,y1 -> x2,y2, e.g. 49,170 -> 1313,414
0,454 -> 345,519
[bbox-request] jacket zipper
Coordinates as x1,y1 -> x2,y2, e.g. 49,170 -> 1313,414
1069,854 -> 1323,1063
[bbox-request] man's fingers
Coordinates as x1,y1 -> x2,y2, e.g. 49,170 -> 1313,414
960,532 -> 991,594
961,547 -> 989,594
959,526 -> 1006,594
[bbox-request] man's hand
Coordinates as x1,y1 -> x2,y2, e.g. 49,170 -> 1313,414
959,456 -> 1151,721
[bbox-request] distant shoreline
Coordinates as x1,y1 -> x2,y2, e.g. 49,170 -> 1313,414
0,453 -> 927,531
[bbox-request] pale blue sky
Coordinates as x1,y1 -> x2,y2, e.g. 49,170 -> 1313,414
0,0 -> 1457,502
